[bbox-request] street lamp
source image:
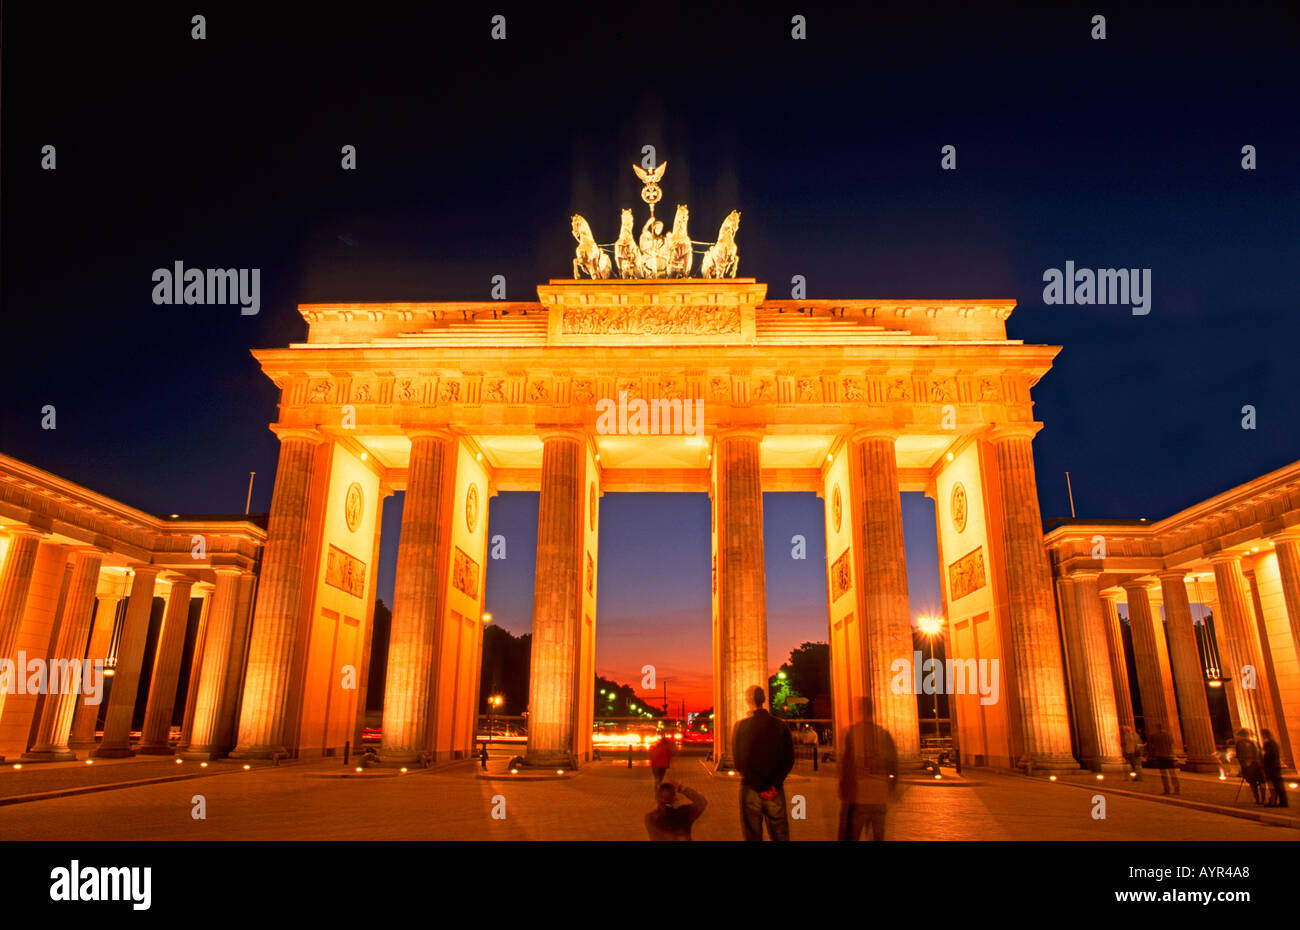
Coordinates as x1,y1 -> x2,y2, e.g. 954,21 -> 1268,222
488,694 -> 503,737
917,615 -> 945,740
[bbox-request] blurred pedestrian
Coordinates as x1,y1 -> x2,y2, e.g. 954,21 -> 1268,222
649,733 -> 673,794
645,780 -> 708,840
1235,728 -> 1265,805
478,742 -> 489,771
1260,729 -> 1287,807
733,686 -> 794,841
1120,725 -> 1142,780
1147,722 -> 1179,795
838,696 -> 898,840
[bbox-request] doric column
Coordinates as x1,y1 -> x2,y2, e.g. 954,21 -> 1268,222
377,431 -> 456,763
23,550 -> 103,761
1242,564 -> 1291,767
1100,592 -> 1136,731
1270,533 -> 1300,674
69,594 -> 123,749
180,570 -> 242,759
1156,571 -> 1219,770
710,430 -> 769,771
176,587 -> 213,751
137,579 -> 195,753
93,566 -> 162,757
0,530 -> 43,743
1122,581 -> 1183,753
524,429 -> 587,768
1068,575 -> 1125,769
988,427 -> 1075,769
214,572 -> 256,753
1211,554 -> 1273,740
231,429 -> 324,759
848,430 -> 920,764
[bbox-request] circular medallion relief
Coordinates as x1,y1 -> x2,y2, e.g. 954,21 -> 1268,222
832,485 -> 843,534
466,483 -> 479,533
344,482 -> 364,533
950,482 -> 968,534
589,483 -> 597,530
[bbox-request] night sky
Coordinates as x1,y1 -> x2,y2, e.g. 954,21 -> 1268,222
3,3 -> 1296,711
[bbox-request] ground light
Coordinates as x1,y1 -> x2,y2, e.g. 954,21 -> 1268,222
400,767 -> 408,773
1049,775 -> 1057,781
200,762 -> 208,768
242,764 -> 251,770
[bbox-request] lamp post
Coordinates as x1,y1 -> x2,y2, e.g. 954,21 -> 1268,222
917,616 -> 945,740
488,694 -> 503,738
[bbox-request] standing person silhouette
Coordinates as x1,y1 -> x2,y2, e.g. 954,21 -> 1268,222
1147,722 -> 1180,795
838,696 -> 899,841
1260,729 -> 1288,807
733,686 -> 794,841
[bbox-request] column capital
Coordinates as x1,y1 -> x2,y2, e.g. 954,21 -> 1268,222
407,427 -> 458,443
1156,569 -> 1190,583
1208,551 -> 1244,567
849,426 -> 899,444
1269,529 -> 1300,545
714,427 -> 765,444
1066,570 -> 1102,583
270,425 -> 326,444
1,525 -> 48,541
986,423 -> 1042,443
1120,577 -> 1156,594
537,426 -> 587,445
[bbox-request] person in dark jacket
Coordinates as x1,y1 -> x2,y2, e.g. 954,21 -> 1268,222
732,686 -> 794,841
1259,729 -> 1287,808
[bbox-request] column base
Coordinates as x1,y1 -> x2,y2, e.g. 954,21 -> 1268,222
67,738 -> 98,750
1019,754 -> 1081,775
715,754 -> 737,773
91,744 -> 136,759
1182,758 -> 1223,774
522,750 -> 577,770
228,745 -> 287,761
377,748 -> 427,765
21,748 -> 77,762
177,747 -> 224,761
135,743 -> 175,756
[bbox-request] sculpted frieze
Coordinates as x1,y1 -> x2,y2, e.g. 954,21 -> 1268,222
562,304 -> 741,336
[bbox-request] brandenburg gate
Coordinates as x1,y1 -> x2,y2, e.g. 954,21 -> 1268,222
227,165 -> 1077,772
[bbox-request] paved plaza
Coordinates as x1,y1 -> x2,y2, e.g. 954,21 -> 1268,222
0,753 -> 1293,841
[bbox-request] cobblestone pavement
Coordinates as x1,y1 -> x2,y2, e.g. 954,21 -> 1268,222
0,756 -> 219,800
1051,768 -> 1298,824
0,753 -> 1293,841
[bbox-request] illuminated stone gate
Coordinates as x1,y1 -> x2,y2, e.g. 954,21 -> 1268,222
230,273 -> 1076,772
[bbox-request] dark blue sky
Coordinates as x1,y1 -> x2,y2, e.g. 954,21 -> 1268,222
3,3 -> 1297,707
